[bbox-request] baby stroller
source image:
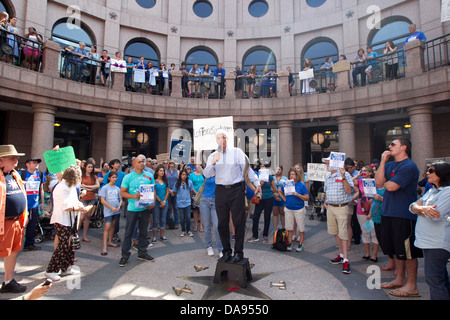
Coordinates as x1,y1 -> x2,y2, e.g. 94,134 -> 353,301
89,197 -> 104,229
35,214 -> 55,244
313,189 -> 327,222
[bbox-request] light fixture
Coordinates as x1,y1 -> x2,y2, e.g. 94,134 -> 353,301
136,132 -> 149,144
325,130 -> 332,135
130,129 -> 136,133
312,133 -> 325,145
54,122 -> 61,127
404,124 -> 411,128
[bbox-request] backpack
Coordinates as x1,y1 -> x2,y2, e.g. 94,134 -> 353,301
272,228 -> 289,252
167,217 -> 176,230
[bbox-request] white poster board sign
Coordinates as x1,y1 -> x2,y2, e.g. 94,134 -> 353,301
299,68 -> 314,80
307,163 -> 328,182
442,0 -> 450,22
193,116 -> 234,151
283,180 -> 295,196
110,59 -> 127,73
133,68 -> 145,83
329,152 -> 346,170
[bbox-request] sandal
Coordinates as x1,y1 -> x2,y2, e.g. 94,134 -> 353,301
380,281 -> 404,289
388,288 -> 421,298
101,251 -> 108,256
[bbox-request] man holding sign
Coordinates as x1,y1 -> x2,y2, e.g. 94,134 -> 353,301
119,156 -> 155,267
203,130 -> 261,263
323,154 -> 354,274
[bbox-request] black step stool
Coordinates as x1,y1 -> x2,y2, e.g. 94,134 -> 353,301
213,258 -> 253,288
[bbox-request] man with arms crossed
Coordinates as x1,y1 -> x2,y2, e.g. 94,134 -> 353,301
375,137 -> 421,297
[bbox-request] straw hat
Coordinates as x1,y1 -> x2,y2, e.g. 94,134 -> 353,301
0,145 -> 25,158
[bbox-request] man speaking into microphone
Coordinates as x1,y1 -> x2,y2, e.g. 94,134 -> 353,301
203,130 -> 261,263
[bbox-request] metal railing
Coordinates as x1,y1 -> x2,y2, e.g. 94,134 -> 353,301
424,33 -> 450,72
0,28 -> 43,71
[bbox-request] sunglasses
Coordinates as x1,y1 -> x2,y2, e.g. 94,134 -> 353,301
389,142 -> 397,147
427,168 -> 436,174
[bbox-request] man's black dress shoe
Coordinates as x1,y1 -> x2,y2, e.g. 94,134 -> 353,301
218,252 -> 232,262
230,253 -> 244,263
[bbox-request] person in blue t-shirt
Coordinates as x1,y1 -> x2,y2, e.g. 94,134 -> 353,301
119,156 -> 155,267
404,24 -> 426,46
21,158 -> 45,251
364,47 -> 378,82
375,137 -> 422,298
173,168 -> 195,237
279,168 -> 309,252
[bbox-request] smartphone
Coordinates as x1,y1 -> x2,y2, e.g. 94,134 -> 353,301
43,279 -> 52,286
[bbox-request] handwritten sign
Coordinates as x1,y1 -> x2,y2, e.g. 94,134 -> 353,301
307,163 -> 328,182
156,153 -> 170,164
329,152 -> 345,170
170,139 -> 192,164
299,68 -> 314,80
110,59 -> 127,73
193,116 -> 234,151
259,169 -> 270,183
362,179 -> 376,197
43,146 -> 77,174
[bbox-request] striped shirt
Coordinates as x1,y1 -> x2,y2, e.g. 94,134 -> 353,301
324,171 -> 354,204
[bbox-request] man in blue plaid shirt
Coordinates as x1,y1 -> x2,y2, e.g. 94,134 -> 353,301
323,156 -> 355,274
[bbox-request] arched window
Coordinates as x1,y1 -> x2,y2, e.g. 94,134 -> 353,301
368,16 -> 412,54
242,47 -> 276,74
51,18 -> 96,49
306,0 -> 327,8
136,0 -> 156,9
0,0 -> 14,17
301,38 -> 338,69
185,47 -> 218,70
124,39 -> 160,66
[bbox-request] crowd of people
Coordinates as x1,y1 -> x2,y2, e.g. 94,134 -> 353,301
0,135 -> 448,300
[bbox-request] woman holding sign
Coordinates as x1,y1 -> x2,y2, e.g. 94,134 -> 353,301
45,166 -> 89,281
278,168 -> 309,252
355,166 -> 379,262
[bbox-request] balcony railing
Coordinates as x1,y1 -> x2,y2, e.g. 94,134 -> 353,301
424,33 -> 450,72
0,28 -> 43,71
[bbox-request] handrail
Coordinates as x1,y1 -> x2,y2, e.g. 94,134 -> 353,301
0,28 -> 43,71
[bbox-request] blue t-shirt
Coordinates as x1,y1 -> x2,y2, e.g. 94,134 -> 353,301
259,174 -> 274,200
173,180 -> 194,208
154,181 -> 168,205
101,171 -> 126,188
366,52 -> 378,66
166,169 -> 178,189
189,173 -> 205,192
202,176 -> 216,198
383,158 -> 419,220
282,181 -> 308,210
98,183 -> 121,218
22,170 -> 45,209
121,171 -> 154,212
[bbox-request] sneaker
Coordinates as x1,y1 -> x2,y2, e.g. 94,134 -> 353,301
152,237 -> 157,243
296,244 -> 304,252
207,247 -> 214,256
23,245 -> 41,251
263,236 -> 268,243
60,266 -> 80,276
119,258 -> 128,267
187,231 -> 194,237
138,253 -> 155,262
44,272 -> 61,281
179,231 -> 186,237
0,279 -> 27,293
160,236 -> 168,242
330,255 -> 344,264
342,261 -> 351,274
287,243 -> 293,252
247,236 -> 259,243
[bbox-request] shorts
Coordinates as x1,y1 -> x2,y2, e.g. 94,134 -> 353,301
104,214 -> 120,224
23,47 -> 41,57
285,207 -> 306,232
0,219 -> 24,258
82,199 -> 96,206
379,216 -> 423,260
365,65 -> 373,73
326,205 -> 348,240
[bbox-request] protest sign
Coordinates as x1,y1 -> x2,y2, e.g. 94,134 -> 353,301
170,139 -> 192,164
193,116 -> 233,151
43,146 -> 77,174
329,152 -> 345,170
133,68 -> 145,83
307,163 -> 328,182
135,184 -> 154,209
362,179 -> 376,197
283,180 -> 295,196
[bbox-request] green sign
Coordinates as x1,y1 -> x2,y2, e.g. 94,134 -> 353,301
43,146 -> 77,174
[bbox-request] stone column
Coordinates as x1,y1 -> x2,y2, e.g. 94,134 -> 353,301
41,40 -> 62,78
167,120 -> 184,152
408,105 -> 434,171
112,72 -> 125,92
276,69 -> 290,99
277,120 -> 294,170
105,115 -> 124,162
337,115 -> 356,159
404,39 -> 426,77
31,104 -> 57,171
170,70 -> 183,98
225,72 -> 236,100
